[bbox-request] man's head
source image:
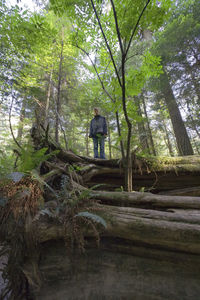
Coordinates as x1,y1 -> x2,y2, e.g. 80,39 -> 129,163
94,107 -> 100,116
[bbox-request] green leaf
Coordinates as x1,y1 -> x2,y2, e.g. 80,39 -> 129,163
30,169 -> 58,197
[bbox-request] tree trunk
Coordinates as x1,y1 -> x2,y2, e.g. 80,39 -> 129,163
163,120 -> 174,156
135,96 -> 151,154
107,115 -> 112,160
44,69 -> 53,129
17,98 -> 26,144
124,154 -> 132,192
85,117 -> 89,157
121,56 -> 132,192
159,69 -> 194,156
161,114 -> 175,156
55,38 -> 64,143
141,94 -> 157,156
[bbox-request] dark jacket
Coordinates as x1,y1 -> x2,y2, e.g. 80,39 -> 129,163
89,115 -> 107,138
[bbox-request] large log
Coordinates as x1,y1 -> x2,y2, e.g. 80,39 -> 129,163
159,186 -> 200,197
105,207 -> 200,255
35,202 -> 200,255
27,128 -> 200,254
90,190 -> 200,209
76,155 -> 200,193
31,127 -> 200,193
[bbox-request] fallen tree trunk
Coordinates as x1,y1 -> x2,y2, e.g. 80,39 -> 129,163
159,186 -> 200,197
34,203 -> 200,255
89,190 -> 200,209
31,125 -> 200,193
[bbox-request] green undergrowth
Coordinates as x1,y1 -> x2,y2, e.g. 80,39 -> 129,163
0,172 -> 107,299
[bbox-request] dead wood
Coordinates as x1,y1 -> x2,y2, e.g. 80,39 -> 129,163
28,126 -> 200,256
159,186 -> 200,197
89,190 -> 200,209
34,203 -> 200,255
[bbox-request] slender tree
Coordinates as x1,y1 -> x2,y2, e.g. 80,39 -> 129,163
50,0 -> 171,191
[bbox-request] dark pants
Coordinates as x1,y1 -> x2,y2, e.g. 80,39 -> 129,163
93,135 -> 105,159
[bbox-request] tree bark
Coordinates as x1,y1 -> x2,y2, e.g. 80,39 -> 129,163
107,115 -> 112,160
17,98 -> 26,144
44,69 -> 53,129
89,190 -> 200,209
115,110 -> 125,159
161,114 -> 175,156
55,37 -> 64,143
85,119 -> 89,157
159,68 -> 194,156
135,96 -> 151,154
163,119 -> 175,156
35,201 -> 200,255
141,94 -> 157,156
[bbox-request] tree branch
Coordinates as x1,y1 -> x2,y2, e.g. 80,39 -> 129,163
75,43 -> 115,103
125,0 -> 151,57
110,0 -> 124,54
90,0 -> 122,87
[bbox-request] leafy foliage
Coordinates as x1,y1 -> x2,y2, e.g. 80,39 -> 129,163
17,145 -> 59,172
0,152 -> 15,179
57,175 -> 107,252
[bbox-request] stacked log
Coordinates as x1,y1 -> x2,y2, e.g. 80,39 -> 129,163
29,128 -> 200,254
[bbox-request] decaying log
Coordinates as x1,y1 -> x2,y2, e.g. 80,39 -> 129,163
28,126 -> 200,256
105,205 -> 200,224
105,208 -> 200,255
31,126 -> 200,193
79,156 -> 200,192
34,202 -> 200,255
89,190 -> 200,209
159,186 -> 200,197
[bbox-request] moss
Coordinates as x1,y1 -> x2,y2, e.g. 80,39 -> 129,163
140,155 -> 200,172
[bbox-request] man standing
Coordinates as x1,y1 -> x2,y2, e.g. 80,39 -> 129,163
89,108 -> 107,159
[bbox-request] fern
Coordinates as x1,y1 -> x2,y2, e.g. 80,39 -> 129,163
34,208 -> 55,221
0,152 -> 15,178
30,169 -> 58,197
75,211 -> 107,228
18,144 -> 59,172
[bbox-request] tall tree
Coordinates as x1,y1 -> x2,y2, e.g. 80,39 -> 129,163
158,69 -> 194,155
150,0 -> 199,155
